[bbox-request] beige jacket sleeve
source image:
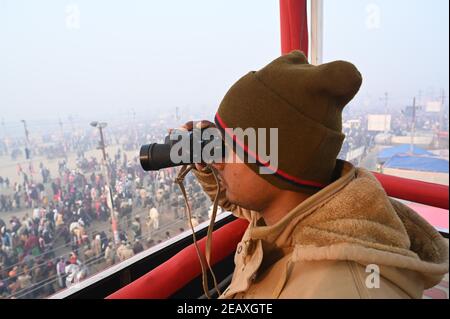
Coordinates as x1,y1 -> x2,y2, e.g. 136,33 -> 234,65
192,167 -> 255,222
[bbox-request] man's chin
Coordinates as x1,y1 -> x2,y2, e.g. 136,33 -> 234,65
225,190 -> 246,209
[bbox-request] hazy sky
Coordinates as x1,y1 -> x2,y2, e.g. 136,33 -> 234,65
0,0 -> 280,126
0,0 -> 448,131
323,0 -> 449,112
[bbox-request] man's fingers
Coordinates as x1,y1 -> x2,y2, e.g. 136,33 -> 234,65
169,120 -> 215,134
182,121 -> 194,131
195,163 -> 207,171
172,123 -> 191,133
195,120 -> 215,129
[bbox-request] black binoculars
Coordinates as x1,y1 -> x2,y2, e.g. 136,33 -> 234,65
139,128 -> 225,171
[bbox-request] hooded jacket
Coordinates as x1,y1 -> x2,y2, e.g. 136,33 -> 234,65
193,160 -> 449,299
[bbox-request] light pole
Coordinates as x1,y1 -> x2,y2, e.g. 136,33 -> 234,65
409,97 -> 417,155
90,121 -> 119,245
21,120 -> 30,159
20,119 -> 34,183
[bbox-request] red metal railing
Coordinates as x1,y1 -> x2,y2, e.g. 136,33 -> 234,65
373,172 -> 449,210
107,218 -> 249,299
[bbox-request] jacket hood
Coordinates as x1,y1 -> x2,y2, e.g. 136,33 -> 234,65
248,161 -> 449,295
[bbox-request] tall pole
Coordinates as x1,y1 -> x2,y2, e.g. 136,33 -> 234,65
98,126 -> 108,162
383,92 -> 389,134
21,120 -> 30,145
21,119 -> 33,182
410,97 -> 416,155
132,108 -> 138,149
310,0 -> 324,65
21,119 -> 30,159
439,89 -> 446,134
437,89 -> 447,149
418,90 -> 422,109
100,126 -> 118,245
91,121 -> 119,246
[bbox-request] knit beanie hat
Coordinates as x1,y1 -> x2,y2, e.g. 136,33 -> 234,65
214,50 -> 362,194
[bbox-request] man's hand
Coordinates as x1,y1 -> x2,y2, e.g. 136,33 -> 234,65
169,120 -> 216,171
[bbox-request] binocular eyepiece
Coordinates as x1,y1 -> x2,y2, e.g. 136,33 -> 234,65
139,128 -> 225,171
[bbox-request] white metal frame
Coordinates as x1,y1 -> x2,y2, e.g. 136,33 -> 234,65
310,0 -> 324,65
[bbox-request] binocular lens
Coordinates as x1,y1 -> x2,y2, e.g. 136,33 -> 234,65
140,143 -> 179,171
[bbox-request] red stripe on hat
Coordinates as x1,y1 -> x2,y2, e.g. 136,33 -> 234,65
215,113 -> 325,189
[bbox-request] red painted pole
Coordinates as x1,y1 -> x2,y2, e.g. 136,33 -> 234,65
280,0 -> 309,56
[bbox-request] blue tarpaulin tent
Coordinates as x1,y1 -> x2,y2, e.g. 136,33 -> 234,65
377,144 -> 434,162
383,155 -> 449,173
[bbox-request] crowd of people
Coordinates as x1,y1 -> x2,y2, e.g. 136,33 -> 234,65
0,126 -> 213,298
